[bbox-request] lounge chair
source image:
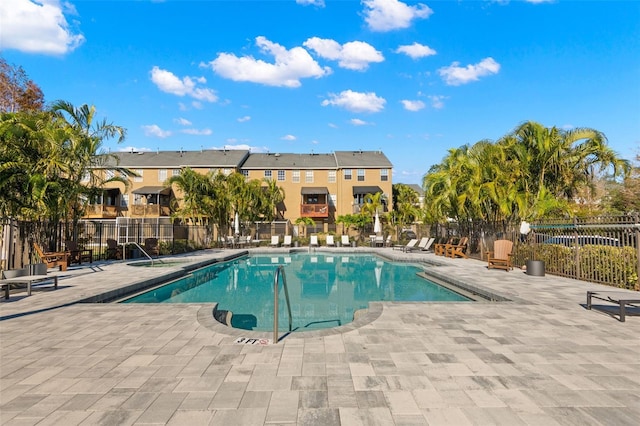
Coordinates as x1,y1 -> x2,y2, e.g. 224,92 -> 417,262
421,237 -> 436,252
374,236 -> 384,247
33,243 -> 68,271
326,235 -> 335,246
446,237 -> 469,258
394,238 -> 418,252
283,235 -> 292,247
65,240 -> 93,264
269,235 -> 280,247
384,235 -> 393,247
487,239 -> 513,271
310,235 -> 319,247
0,263 -> 58,299
341,235 -> 350,246
402,237 -> 429,253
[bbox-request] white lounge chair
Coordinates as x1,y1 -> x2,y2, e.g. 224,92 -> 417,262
269,235 -> 280,247
326,235 -> 335,246
310,235 -> 319,247
394,238 -> 418,252
422,237 -> 436,251
283,235 -> 292,247
341,235 -> 350,246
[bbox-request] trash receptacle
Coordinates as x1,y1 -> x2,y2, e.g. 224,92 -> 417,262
526,260 -> 545,277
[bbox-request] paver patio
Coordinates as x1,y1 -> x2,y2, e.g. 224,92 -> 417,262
1,247 -> 639,425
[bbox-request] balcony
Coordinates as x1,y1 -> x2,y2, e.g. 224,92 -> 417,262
130,204 -> 171,217
84,204 -> 121,219
300,204 -> 329,218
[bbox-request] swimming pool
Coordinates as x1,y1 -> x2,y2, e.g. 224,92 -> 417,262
123,253 -> 471,332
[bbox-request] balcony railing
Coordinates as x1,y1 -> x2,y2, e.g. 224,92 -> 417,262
300,204 -> 329,218
130,205 -> 171,217
84,204 -> 120,218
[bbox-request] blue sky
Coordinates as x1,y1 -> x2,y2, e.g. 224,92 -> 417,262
2,0 -> 639,185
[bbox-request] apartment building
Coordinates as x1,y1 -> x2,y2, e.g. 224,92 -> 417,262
87,149 -> 393,230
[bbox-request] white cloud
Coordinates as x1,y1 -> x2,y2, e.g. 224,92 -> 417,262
328,123 -> 338,128
181,128 -> 213,136
396,42 -> 436,59
142,124 -> 172,138
0,0 -> 85,55
350,118 -> 370,126
150,67 -> 217,102
303,37 -> 384,71
237,116 -> 251,123
362,0 -> 433,32
296,0 -> 325,6
281,134 -> 297,141
175,118 -> 192,126
321,90 -> 386,113
428,95 -> 446,109
401,100 -> 425,112
561,124 -> 574,130
206,36 -> 331,88
438,57 -> 500,86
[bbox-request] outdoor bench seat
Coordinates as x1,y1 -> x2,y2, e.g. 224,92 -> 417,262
1,267 -> 58,300
586,291 -> 640,322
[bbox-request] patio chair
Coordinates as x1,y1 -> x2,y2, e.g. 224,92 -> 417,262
384,235 -> 393,247
65,240 -> 93,265
310,235 -> 319,247
283,235 -> 292,247
1,263 -> 58,299
446,237 -> 469,258
434,237 -> 455,256
403,237 -> 430,253
341,235 -> 350,246
269,235 -> 280,247
144,238 -> 159,257
421,237 -> 436,252
394,238 -> 418,252
487,239 -> 514,271
326,235 -> 335,247
106,239 -> 122,260
33,243 -> 68,271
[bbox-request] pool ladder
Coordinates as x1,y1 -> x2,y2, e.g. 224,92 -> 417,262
273,265 -> 292,343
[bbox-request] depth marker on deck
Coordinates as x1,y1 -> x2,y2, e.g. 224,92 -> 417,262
235,337 -> 272,345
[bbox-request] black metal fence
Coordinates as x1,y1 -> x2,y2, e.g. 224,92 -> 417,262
412,215 -> 640,291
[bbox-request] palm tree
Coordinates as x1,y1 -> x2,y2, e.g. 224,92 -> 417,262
166,167 -> 214,226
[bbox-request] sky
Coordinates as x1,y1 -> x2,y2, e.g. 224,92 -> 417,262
1,0 -> 639,185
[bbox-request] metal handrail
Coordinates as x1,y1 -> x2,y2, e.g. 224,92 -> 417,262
273,265 -> 292,343
121,242 -> 154,266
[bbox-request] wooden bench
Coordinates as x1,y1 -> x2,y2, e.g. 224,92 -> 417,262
1,265 -> 58,300
587,291 -> 640,322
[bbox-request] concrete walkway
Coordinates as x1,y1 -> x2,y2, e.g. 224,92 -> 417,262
1,248 -> 639,425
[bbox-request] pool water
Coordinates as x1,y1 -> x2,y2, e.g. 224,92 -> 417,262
123,253 -> 470,332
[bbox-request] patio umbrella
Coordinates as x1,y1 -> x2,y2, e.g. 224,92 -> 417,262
234,212 -> 240,235
374,211 -> 381,234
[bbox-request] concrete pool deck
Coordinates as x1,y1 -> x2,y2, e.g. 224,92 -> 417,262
1,248 -> 639,425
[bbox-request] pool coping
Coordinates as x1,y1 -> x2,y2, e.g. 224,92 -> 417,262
82,248 -> 514,340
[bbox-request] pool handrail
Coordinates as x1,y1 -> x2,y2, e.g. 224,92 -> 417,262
122,242 -> 154,266
273,265 -> 292,343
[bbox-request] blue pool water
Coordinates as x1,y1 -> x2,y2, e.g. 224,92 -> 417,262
123,253 -> 470,332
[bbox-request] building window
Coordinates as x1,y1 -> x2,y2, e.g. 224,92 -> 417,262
344,169 -> 352,180
105,170 -> 115,180
328,170 -> 336,183
158,169 -> 167,182
223,168 -> 232,176
277,170 -> 285,181
380,169 -> 388,181
264,170 -> 272,180
121,193 -> 129,207
305,170 -> 314,183
357,169 -> 365,181
172,169 -> 181,176
329,194 -> 337,206
241,170 -> 249,178
133,169 -> 143,182
81,172 -> 90,182
292,170 -> 300,183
